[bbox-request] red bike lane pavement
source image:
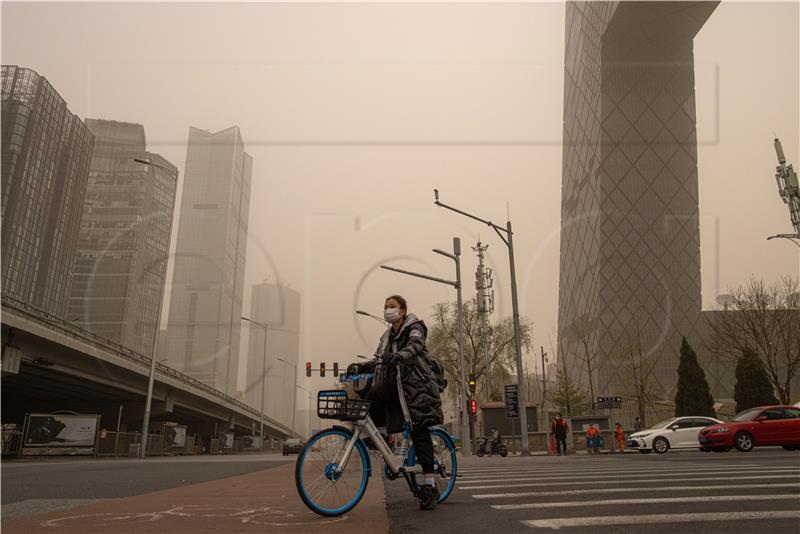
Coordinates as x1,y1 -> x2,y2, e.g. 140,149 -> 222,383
2,463 -> 389,534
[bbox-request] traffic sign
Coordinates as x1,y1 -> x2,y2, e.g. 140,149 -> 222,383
596,396 -> 623,409
504,384 -> 519,418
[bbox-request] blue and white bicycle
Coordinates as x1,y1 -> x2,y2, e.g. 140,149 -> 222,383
294,371 -> 458,516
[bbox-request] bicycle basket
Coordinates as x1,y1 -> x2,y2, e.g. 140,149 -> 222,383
317,390 -> 371,421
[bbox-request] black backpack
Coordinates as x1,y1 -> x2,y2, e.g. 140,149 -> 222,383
426,355 -> 448,393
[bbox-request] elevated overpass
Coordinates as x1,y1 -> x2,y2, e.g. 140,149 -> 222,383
1,295 -> 297,446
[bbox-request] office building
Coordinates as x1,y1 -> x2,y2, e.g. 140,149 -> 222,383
1,65 -> 94,316
164,126 -> 252,395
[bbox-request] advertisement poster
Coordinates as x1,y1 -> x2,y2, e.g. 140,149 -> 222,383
219,432 -> 234,449
164,425 -> 187,449
22,413 -> 100,456
241,435 -> 261,449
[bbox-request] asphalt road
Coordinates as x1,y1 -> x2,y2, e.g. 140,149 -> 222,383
1,453 -> 293,519
385,448 -> 800,533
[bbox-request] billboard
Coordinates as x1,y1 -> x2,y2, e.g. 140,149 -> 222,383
164,425 -> 187,449
219,432 -> 234,449
22,413 -> 100,456
241,435 -> 261,449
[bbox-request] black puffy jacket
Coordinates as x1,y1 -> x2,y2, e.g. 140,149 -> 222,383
360,314 -> 443,433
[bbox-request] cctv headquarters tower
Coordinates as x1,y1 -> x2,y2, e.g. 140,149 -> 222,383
557,2 -> 719,400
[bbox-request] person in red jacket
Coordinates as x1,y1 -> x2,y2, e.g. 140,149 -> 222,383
551,414 -> 569,456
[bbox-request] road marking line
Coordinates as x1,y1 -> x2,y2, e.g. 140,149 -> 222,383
458,466 -> 779,481
521,511 -> 800,529
458,468 -> 800,486
492,493 -> 800,510
472,482 -> 800,499
464,474 -> 800,492
456,463 -> 742,473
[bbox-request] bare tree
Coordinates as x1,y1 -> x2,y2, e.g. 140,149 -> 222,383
708,277 -> 800,404
620,324 -> 660,426
426,299 -> 532,405
573,320 -> 599,412
549,352 -> 590,416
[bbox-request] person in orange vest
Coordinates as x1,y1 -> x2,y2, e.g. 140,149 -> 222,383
586,425 -> 600,455
614,422 -> 625,453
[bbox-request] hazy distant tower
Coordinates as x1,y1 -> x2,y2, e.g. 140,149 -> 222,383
68,119 -> 178,356
557,2 -> 719,400
1,66 -> 94,316
164,126 -> 252,395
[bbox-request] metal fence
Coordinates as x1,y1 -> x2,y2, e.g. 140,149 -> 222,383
95,432 -> 198,457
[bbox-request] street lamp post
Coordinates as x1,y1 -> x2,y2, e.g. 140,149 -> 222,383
434,189 -> 530,454
277,357 -> 297,435
380,237 -> 471,456
296,384 -> 313,437
133,157 -> 178,459
241,316 -> 268,447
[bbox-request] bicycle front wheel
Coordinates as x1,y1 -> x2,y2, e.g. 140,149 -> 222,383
295,428 -> 370,516
409,427 -> 458,504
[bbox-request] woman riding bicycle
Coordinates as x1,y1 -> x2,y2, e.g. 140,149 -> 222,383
355,294 -> 444,510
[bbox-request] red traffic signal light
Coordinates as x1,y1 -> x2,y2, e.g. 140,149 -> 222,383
305,362 -> 312,377
320,362 -> 326,378
333,362 -> 339,377
469,399 -> 477,415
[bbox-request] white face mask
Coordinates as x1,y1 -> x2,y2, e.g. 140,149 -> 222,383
384,308 -> 401,323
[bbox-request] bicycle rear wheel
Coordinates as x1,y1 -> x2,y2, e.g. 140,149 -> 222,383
295,428 -> 370,516
408,427 -> 458,503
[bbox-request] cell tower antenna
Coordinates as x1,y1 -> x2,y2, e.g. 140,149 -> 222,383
767,136 -> 800,248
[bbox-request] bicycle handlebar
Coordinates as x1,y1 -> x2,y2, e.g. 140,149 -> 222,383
338,373 -> 375,383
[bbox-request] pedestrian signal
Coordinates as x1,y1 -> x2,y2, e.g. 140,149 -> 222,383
469,399 -> 477,415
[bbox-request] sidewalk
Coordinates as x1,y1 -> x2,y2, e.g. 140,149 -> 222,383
2,463 -> 389,534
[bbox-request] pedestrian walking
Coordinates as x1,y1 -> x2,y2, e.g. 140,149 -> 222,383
614,422 -> 625,453
634,416 -> 642,432
551,413 -> 569,456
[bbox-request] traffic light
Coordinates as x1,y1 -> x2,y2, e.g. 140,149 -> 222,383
469,399 -> 477,415
333,362 -> 339,378
320,362 -> 326,378
305,362 -> 311,377
468,374 -> 476,392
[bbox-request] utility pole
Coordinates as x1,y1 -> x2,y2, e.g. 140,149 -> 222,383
541,347 -> 549,450
381,237 -> 471,455
768,137 -> 800,248
472,241 -> 493,403
435,190 -> 530,454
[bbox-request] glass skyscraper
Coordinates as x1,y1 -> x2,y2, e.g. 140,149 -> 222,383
1,65 -> 94,317
164,126 -> 252,395
67,119 -> 178,357
557,2 -> 719,400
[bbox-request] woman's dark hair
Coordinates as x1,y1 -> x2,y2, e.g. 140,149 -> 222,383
385,294 -> 407,310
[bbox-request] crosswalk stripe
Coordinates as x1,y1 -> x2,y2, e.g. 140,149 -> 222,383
472,482 -> 800,499
463,473 -> 800,492
456,462 -> 747,473
458,466 -> 781,481
521,511 -> 800,529
458,468 -> 792,487
491,493 -> 800,510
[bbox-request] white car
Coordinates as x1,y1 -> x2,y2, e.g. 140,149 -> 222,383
628,416 -> 723,454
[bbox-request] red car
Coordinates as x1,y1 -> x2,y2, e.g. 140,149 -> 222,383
698,405 -> 800,452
